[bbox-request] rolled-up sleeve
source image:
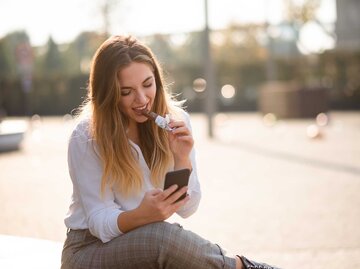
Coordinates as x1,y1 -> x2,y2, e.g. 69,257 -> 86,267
68,127 -> 123,243
176,111 -> 202,218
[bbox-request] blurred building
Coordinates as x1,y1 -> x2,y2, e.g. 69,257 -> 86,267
335,0 -> 360,51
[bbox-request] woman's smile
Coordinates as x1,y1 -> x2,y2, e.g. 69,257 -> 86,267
132,103 -> 149,116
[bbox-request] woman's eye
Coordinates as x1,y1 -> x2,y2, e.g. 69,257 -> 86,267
121,90 -> 131,96
144,83 -> 152,88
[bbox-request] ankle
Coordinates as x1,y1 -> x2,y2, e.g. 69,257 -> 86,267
235,255 -> 244,269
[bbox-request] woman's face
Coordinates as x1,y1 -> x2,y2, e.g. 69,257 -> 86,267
118,61 -> 157,125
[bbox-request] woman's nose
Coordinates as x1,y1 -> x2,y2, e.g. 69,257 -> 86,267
135,89 -> 147,103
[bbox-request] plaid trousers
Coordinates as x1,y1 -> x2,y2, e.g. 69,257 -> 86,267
61,222 -> 236,269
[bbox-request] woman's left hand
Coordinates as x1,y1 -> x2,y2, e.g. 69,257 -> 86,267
168,120 -> 194,169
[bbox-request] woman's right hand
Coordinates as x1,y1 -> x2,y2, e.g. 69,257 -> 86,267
137,185 -> 190,223
117,185 -> 190,233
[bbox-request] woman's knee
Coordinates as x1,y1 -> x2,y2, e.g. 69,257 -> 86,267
124,222 -> 176,256
153,222 -> 202,257
132,222 -> 186,256
148,222 -> 184,246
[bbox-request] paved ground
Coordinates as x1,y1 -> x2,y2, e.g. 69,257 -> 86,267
0,111 -> 359,268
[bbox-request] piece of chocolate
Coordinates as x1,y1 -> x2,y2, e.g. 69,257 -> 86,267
141,109 -> 173,131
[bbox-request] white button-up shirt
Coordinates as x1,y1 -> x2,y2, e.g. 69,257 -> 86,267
64,112 -> 201,243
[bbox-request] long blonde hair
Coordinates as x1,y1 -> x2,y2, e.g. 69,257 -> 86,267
79,35 -> 178,196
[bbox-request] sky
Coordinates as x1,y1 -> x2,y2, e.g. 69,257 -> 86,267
0,0 -> 336,53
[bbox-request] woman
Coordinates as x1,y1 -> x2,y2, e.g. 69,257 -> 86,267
61,35 -> 281,269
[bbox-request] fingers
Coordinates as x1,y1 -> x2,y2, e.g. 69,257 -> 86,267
153,185 -> 188,205
166,186 -> 188,205
168,120 -> 185,129
177,194 -> 190,205
169,121 -> 190,135
168,121 -> 193,146
143,186 -> 189,221
170,195 -> 190,214
156,184 -> 178,201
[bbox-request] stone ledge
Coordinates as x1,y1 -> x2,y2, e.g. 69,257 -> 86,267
0,235 -> 62,269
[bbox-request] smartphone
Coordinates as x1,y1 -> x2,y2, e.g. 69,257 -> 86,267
164,168 -> 191,202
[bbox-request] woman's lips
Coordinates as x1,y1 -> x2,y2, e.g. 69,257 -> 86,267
133,104 -> 148,115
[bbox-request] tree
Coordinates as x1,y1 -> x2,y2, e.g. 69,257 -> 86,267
284,0 -> 320,25
63,31 -> 105,75
283,0 -> 334,52
43,37 -> 63,77
0,31 -> 31,79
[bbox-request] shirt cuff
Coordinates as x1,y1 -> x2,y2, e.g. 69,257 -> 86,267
108,209 -> 123,237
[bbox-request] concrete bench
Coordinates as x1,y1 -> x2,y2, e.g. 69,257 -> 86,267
0,235 -> 62,269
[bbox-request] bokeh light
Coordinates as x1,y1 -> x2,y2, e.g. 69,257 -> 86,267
62,114 -> 73,122
306,124 -> 322,139
221,84 -> 236,99
316,113 -> 329,126
193,78 -> 207,93
214,113 -> 229,126
263,113 -> 277,127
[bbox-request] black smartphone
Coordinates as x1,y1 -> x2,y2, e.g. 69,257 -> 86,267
164,168 -> 191,202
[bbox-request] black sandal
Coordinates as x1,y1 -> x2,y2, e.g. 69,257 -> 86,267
238,255 -> 282,269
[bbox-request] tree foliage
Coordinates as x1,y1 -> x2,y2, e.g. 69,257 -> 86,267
0,18 -> 359,116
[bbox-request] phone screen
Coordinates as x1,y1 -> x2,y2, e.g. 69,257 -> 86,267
164,168 -> 191,202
